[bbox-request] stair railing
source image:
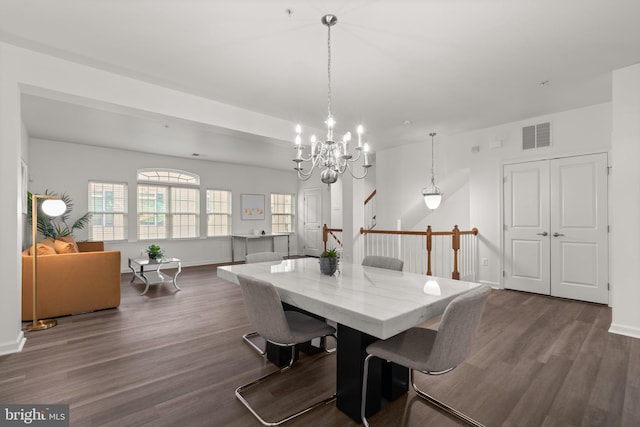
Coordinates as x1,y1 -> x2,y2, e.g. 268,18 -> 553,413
359,225 -> 479,280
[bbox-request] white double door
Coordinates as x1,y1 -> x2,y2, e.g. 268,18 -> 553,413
503,153 -> 609,304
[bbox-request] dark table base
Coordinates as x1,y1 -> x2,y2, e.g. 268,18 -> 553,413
336,323 -> 409,422
264,304 -> 408,422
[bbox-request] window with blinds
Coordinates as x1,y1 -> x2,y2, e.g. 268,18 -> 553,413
271,193 -> 295,233
137,169 -> 199,240
88,181 -> 128,241
206,189 -> 232,236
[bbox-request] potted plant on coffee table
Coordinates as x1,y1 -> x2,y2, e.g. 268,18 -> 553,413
319,248 -> 339,276
146,244 -> 163,260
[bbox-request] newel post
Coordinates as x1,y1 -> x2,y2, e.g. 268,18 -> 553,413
426,225 -> 433,276
451,225 -> 460,280
322,224 -> 328,253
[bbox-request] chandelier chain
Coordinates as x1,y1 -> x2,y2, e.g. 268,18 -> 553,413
327,22 -> 332,119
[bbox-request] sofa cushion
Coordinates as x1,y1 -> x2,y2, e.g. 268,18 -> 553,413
54,239 -> 79,254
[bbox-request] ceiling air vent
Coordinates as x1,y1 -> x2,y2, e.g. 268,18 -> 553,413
522,122 -> 551,150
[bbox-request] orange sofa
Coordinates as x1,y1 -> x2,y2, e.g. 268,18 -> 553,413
22,241 -> 121,321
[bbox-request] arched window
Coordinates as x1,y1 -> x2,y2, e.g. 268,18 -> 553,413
137,169 -> 200,240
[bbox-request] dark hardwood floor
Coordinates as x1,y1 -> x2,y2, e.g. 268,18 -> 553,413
1,265 -> 638,426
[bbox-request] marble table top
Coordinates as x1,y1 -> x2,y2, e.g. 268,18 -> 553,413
218,257 -> 482,340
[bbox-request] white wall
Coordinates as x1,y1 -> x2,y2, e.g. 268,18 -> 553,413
376,102 -> 612,288
29,139 -> 298,270
0,43 -> 26,355
610,63 -> 640,339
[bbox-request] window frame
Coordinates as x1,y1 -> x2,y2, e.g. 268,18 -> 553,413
206,189 -> 233,237
88,181 -> 128,242
270,193 -> 295,234
137,169 -> 200,241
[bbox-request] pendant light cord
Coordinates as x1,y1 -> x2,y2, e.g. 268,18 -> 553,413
430,132 -> 436,185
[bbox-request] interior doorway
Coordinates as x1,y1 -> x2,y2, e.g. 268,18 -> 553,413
303,187 -> 323,257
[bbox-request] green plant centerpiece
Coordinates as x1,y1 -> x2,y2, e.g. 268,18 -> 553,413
27,190 -> 91,239
146,244 -> 163,260
319,248 -> 339,276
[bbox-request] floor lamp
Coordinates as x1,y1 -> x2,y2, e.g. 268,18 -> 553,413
26,194 -> 66,332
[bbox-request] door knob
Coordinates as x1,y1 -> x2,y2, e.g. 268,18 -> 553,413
553,232 -> 564,237
537,232 -> 548,236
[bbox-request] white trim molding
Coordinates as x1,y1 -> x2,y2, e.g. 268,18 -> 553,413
0,331 -> 26,356
608,322 -> 640,339
479,280 -> 501,289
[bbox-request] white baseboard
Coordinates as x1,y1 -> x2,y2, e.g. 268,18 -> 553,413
608,322 -> 640,339
0,331 -> 26,356
479,280 -> 501,289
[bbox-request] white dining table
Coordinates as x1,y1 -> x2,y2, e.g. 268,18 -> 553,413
218,257 -> 483,421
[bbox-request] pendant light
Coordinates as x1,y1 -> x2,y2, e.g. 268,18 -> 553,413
421,132 -> 442,210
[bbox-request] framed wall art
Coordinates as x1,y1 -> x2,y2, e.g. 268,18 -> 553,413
241,194 -> 265,220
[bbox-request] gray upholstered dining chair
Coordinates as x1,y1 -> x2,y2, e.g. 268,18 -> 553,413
236,274 -> 337,426
245,251 -> 284,264
242,252 -> 285,355
361,285 -> 491,427
362,255 -> 404,271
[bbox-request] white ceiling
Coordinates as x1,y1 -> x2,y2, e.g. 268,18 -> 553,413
3,0 -> 640,168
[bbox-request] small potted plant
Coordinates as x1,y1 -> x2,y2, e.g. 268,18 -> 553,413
146,244 -> 163,260
319,248 -> 339,276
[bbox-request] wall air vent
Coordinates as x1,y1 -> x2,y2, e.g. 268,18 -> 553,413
522,122 -> 551,150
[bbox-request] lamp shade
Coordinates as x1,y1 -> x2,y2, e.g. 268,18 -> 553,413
41,199 -> 66,217
422,192 -> 442,210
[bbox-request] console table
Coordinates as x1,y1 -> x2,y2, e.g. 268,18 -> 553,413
128,257 -> 182,296
230,233 -> 290,262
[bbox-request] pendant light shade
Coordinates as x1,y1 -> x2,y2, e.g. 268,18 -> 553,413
421,132 -> 442,210
422,192 -> 442,210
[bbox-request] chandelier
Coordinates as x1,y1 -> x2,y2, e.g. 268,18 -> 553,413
421,132 -> 442,210
293,14 -> 372,185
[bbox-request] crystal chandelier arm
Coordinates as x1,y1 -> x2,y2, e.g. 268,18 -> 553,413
348,146 -> 363,162
296,169 -> 314,181
345,161 -> 371,180
296,159 -> 317,179
298,150 -> 315,162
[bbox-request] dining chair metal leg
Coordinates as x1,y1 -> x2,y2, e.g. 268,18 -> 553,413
242,330 -> 266,356
236,344 -> 336,426
322,333 -> 338,354
410,369 -> 485,427
361,357 -> 484,427
361,354 -> 374,427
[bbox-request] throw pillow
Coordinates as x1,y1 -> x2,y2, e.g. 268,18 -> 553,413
57,235 -> 79,252
28,238 -> 57,256
54,239 -> 79,254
